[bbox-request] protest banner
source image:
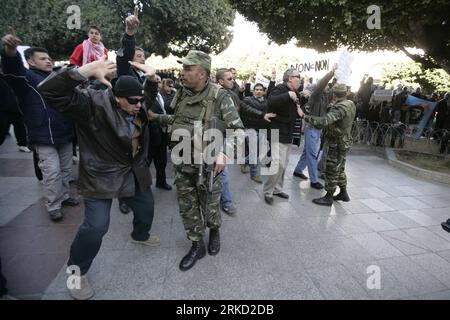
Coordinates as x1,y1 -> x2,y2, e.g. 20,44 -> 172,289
405,95 -> 437,139
289,50 -> 354,86
372,90 -> 394,102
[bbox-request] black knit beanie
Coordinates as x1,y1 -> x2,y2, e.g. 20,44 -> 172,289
113,76 -> 143,97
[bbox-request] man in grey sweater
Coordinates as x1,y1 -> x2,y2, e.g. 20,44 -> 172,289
293,64 -> 337,189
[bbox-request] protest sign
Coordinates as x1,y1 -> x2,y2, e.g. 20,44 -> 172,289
405,95 -> 437,139
289,50 -> 354,85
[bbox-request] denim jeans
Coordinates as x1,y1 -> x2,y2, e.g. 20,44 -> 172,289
220,165 -> 233,208
294,126 -> 322,183
68,185 -> 155,275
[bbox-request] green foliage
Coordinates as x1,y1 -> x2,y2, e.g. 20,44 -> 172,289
382,62 -> 450,94
0,0 -> 123,60
0,0 -> 235,60
213,51 -> 295,81
147,50 -> 297,81
108,0 -> 235,57
229,0 -> 450,73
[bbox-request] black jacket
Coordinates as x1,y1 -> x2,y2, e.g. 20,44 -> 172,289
38,66 -> 158,199
229,90 -> 265,123
242,95 -> 268,130
160,90 -> 175,115
0,73 -> 19,113
116,33 -> 145,83
307,71 -> 334,118
1,51 -> 73,145
436,98 -> 450,130
267,83 -> 299,144
149,93 -> 169,147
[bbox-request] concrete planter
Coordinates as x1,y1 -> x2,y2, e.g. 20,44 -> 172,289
385,148 -> 450,184
403,137 -> 440,155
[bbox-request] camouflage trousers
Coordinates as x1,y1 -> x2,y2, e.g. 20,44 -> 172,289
324,143 -> 349,195
174,164 -> 222,242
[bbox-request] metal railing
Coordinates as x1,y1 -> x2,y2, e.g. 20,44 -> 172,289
351,120 -> 450,154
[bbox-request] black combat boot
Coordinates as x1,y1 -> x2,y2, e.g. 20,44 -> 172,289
179,240 -> 206,271
333,188 -> 350,202
312,192 -> 334,207
208,228 -> 220,256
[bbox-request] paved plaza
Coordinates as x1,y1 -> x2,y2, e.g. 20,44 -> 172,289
1,131 -> 450,300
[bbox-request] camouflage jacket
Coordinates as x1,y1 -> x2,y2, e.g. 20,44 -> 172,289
306,97 -> 356,149
154,81 -> 245,160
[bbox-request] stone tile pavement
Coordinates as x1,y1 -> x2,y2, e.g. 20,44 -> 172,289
1,132 -> 450,300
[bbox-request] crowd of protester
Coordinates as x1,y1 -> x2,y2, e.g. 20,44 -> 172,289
1,11 -> 450,299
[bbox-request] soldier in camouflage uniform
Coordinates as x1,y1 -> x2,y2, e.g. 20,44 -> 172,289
150,50 -> 244,271
298,83 -> 356,207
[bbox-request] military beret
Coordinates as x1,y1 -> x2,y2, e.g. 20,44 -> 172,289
177,50 -> 212,72
333,83 -> 348,94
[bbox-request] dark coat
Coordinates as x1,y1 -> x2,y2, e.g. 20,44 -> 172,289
160,90 -> 175,115
229,90 -> 265,124
0,73 -> 19,113
38,66 -> 158,199
435,98 -> 450,131
116,33 -> 145,83
149,93 -> 169,147
242,95 -> 268,130
306,71 -> 334,118
267,83 -> 299,144
1,50 -> 73,145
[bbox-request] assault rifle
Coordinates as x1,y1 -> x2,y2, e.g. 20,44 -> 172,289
197,117 -> 228,193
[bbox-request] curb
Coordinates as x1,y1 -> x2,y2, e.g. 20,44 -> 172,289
385,148 -> 450,185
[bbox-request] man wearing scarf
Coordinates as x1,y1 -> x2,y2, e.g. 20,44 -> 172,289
70,26 -> 109,67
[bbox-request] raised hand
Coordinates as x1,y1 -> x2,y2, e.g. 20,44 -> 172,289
2,28 -> 22,57
126,6 -> 140,36
78,57 -> 117,89
332,63 -> 338,73
128,61 -> 156,80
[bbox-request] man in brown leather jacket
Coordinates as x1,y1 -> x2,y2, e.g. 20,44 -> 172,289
38,58 -> 159,300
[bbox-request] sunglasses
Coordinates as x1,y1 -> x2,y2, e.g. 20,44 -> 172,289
126,97 -> 145,105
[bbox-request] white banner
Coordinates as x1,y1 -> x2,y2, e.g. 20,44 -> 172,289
334,50 -> 354,86
372,89 -> 394,102
289,50 -> 354,86
255,74 -> 271,88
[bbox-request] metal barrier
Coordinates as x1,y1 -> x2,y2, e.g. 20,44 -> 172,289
351,120 -> 450,154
